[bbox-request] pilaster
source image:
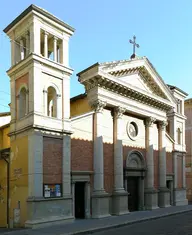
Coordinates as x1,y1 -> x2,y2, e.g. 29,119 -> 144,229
28,131 -> 43,198
158,120 -> 170,207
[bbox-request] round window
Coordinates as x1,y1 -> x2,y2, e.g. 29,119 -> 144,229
127,121 -> 138,140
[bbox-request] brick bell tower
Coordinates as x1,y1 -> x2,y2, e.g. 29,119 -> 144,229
4,5 -> 75,227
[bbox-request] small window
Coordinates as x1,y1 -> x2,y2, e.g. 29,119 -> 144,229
47,86 -> 57,117
19,87 -> 27,119
177,128 -> 181,144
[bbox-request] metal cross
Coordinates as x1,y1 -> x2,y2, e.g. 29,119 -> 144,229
129,35 -> 139,58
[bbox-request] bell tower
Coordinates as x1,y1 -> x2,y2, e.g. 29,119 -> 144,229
4,5 -> 75,227
4,4 -> 74,133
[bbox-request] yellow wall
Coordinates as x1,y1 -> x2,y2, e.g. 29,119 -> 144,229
0,126 -> 10,150
70,96 -> 92,117
0,126 -> 10,227
9,135 -> 28,227
0,159 -> 7,227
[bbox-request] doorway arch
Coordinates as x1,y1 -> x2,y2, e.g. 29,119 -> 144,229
124,150 -> 146,211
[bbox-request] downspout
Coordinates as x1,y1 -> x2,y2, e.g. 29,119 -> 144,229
2,156 -> 9,228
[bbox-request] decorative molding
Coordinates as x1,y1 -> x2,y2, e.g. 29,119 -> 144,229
82,75 -> 172,112
158,120 -> 168,131
91,100 -> 106,113
144,117 -> 156,127
109,66 -> 167,100
111,106 -> 126,119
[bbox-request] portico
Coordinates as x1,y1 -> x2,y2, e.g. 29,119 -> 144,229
77,56 -> 187,215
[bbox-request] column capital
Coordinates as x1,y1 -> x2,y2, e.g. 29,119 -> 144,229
144,116 -> 156,127
111,106 -> 126,119
44,31 -> 49,36
53,36 -> 58,41
91,100 -> 106,113
158,120 -> 168,131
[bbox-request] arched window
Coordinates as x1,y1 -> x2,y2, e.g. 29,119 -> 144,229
177,128 -> 181,145
47,86 -> 57,117
19,87 -> 27,119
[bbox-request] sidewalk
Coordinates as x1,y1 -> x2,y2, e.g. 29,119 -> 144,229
1,205 -> 192,235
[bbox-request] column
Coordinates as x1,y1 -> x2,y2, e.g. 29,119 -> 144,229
92,100 -> 106,192
26,31 -> 30,56
158,120 -> 170,207
145,117 -> 156,189
113,107 -> 126,191
91,100 -> 110,218
20,38 -> 24,60
53,36 -> 58,62
44,31 -> 48,58
158,120 -> 167,188
144,117 -> 159,210
62,134 -> 71,197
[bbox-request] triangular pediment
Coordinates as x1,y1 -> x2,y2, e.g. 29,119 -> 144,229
117,73 -> 152,94
99,57 -> 176,103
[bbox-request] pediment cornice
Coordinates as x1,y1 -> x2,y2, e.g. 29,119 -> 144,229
83,75 -> 173,112
109,66 -> 167,100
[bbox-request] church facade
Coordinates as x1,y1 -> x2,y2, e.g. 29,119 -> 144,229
0,4 -> 188,228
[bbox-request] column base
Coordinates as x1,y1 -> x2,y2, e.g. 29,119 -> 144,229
91,191 -> 111,218
174,188 -> 188,206
112,190 -> 129,215
144,188 -> 159,210
158,187 -> 171,208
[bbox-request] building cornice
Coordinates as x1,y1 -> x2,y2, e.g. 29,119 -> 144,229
3,4 -> 75,34
83,75 -> 173,112
7,53 -> 73,77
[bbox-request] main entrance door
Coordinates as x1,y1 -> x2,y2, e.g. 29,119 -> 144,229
75,182 -> 85,219
127,177 -> 139,211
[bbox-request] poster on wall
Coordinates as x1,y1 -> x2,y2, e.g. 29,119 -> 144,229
44,184 -> 62,198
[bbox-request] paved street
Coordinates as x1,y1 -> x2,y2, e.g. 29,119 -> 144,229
94,211 -> 192,235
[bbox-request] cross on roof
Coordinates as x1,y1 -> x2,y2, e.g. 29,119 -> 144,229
129,35 -> 140,59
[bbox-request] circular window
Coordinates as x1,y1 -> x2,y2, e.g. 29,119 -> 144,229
127,121 -> 138,140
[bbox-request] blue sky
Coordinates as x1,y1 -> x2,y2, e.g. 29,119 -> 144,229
0,0 -> 192,112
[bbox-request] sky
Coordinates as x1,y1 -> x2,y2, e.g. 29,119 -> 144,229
0,0 -> 192,112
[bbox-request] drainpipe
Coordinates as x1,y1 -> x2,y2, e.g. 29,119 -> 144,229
2,155 -> 10,228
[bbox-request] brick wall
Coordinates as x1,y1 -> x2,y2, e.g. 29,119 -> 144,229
71,138 -> 93,171
43,137 -> 62,184
104,143 -> 114,194
166,152 -> 173,174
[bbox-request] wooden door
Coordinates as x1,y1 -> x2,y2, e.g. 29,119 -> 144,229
75,182 -> 85,219
127,177 -> 138,212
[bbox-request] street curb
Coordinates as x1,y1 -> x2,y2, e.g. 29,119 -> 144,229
65,209 -> 192,235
